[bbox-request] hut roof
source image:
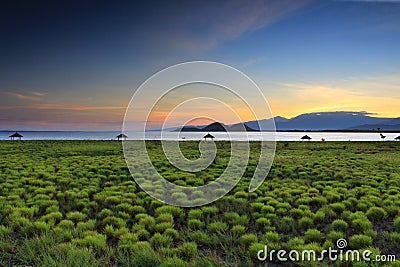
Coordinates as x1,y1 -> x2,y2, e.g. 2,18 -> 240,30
117,133 -> 128,138
204,133 -> 215,138
9,132 -> 23,138
301,135 -> 311,140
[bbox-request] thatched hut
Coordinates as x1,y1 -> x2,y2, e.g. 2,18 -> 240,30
301,135 -> 312,141
117,133 -> 128,141
9,132 -> 23,140
203,133 -> 215,141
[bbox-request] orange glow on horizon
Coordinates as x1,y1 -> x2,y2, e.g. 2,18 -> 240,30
267,82 -> 400,119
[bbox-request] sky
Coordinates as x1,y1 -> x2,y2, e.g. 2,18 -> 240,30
0,0 -> 400,130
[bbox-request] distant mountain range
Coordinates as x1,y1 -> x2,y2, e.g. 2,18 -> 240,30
175,112 -> 400,132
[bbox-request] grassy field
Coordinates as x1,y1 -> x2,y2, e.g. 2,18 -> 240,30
0,141 -> 400,266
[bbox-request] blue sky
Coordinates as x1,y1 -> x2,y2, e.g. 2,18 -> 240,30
0,0 -> 399,130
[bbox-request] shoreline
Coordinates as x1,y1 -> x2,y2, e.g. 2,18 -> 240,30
1,140 -> 399,143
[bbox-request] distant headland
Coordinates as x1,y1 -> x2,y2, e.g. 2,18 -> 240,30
174,122 -> 258,132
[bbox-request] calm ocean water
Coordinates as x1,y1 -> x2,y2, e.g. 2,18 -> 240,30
1,131 -> 399,141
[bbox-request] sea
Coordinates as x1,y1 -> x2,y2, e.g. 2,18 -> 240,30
1,131 -> 399,142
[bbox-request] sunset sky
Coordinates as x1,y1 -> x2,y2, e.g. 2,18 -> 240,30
1,0 -> 399,130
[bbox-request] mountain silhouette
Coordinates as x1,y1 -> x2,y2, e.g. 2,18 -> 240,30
202,122 -> 227,131
176,122 -> 258,132
247,111 -> 400,131
173,111 -> 400,132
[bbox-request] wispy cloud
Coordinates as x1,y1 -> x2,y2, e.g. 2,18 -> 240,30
0,103 -> 125,111
238,57 -> 268,68
6,91 -> 46,101
159,0 -> 311,51
279,73 -> 400,98
30,91 -> 47,97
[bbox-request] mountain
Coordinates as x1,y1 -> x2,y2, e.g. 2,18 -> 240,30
202,122 -> 227,131
245,117 -> 277,131
229,123 -> 259,131
280,112 -> 390,130
177,122 -> 258,132
273,116 -> 290,123
247,112 -> 400,131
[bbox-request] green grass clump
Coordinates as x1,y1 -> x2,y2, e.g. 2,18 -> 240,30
116,241 -> 160,267
248,242 -> 265,260
66,212 -> 86,223
304,229 -> 322,243
155,222 -> 174,233
176,242 -> 197,259
349,234 -> 373,249
150,233 -> 173,248
188,231 -> 210,246
164,228 -> 179,239
157,213 -> 174,224
332,219 -> 348,232
0,225 -> 12,237
134,228 -> 151,241
102,216 -> 126,228
290,208 -> 304,218
137,214 -> 156,231
327,231 -> 345,242
277,216 -> 294,233
158,257 -> 186,267
298,217 -> 313,230
231,225 -> 246,236
351,218 -> 373,232
394,216 -> 400,232
207,221 -> 228,234
58,220 -> 75,230
263,231 -> 280,243
77,220 -> 96,232
261,205 -> 275,214
117,233 -> 139,250
313,211 -> 325,224
223,212 -> 241,225
239,234 -> 258,247
187,219 -> 203,229
330,203 -> 346,213
187,209 -> 203,220
256,217 -> 270,228
286,237 -> 305,250
155,206 -> 183,219
366,207 -> 387,222
72,232 -> 107,252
